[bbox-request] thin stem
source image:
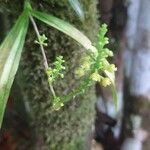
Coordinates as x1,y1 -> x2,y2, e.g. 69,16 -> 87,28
30,15 -> 48,69
30,15 -> 56,97
49,84 -> 56,97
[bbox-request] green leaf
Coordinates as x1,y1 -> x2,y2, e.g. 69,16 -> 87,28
31,10 -> 92,50
68,0 -> 84,21
104,70 -> 118,108
112,84 -> 118,109
104,70 -> 115,84
0,10 -> 29,128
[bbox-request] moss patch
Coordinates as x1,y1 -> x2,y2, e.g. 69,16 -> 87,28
1,0 -> 99,149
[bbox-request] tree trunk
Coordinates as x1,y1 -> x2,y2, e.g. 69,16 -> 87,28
0,0 -> 99,150
122,0 -> 150,149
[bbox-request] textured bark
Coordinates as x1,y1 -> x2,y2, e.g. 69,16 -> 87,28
0,0 -> 98,149
122,0 -> 141,138
98,0 -> 113,24
122,0 -> 150,149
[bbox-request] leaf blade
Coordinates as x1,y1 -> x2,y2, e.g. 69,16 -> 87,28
104,70 -> 118,108
68,0 -> 84,21
31,10 -> 92,50
0,10 -> 29,128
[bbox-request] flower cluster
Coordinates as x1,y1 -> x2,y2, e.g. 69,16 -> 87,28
51,24 -> 117,110
47,24 -> 117,110
52,96 -> 64,111
75,24 -> 117,88
92,24 -> 117,86
35,34 -> 48,46
46,56 -> 65,84
75,54 -> 92,77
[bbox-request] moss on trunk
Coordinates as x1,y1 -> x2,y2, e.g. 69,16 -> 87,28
1,0 -> 98,149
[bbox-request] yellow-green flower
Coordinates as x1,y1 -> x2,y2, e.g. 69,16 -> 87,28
107,64 -> 117,72
81,62 -> 90,70
101,77 -> 111,87
90,72 -> 101,82
52,97 -> 64,111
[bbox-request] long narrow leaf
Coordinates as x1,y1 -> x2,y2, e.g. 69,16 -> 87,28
104,70 -> 118,109
31,10 -> 92,50
68,0 -> 84,21
0,10 -> 29,127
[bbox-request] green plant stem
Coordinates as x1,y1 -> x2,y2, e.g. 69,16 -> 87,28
29,15 -> 56,97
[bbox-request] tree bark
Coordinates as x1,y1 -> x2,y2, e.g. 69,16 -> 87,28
122,0 -> 150,149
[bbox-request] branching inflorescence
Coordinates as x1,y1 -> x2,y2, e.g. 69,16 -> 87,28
0,0 -> 117,128
33,22 -> 117,110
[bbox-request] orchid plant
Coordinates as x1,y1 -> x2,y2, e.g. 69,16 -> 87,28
0,0 -> 117,128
